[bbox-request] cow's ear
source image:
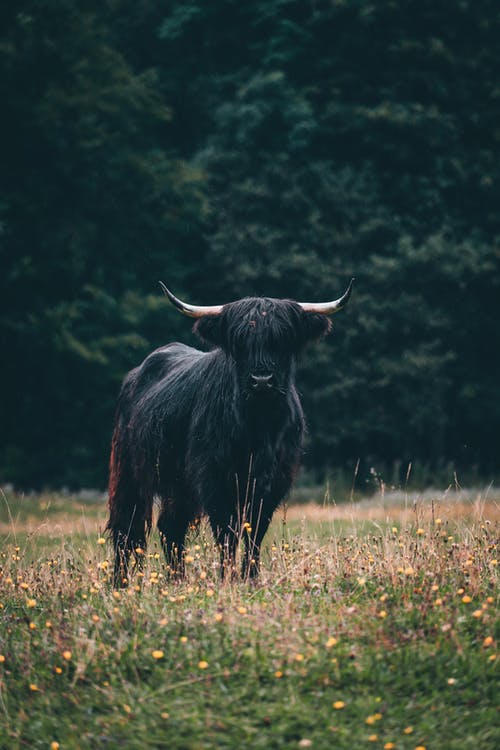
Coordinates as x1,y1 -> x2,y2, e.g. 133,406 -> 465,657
193,315 -> 223,346
300,312 -> 332,345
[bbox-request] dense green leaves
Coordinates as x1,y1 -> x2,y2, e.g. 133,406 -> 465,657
1,0 -> 499,487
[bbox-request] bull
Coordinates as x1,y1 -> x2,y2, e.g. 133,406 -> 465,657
107,280 -> 354,585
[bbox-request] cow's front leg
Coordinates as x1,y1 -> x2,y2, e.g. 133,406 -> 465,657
241,509 -> 273,579
207,511 -> 240,580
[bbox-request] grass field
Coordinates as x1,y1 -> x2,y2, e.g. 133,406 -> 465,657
0,488 -> 498,749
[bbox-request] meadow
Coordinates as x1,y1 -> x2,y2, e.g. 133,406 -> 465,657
0,487 -> 498,750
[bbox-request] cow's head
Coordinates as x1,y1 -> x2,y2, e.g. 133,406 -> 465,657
160,280 -> 354,400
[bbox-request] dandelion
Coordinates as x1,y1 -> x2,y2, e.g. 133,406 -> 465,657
50,743 -> 60,750
237,606 -> 247,615
447,677 -> 457,685
45,621 -> 53,628
29,622 -> 37,630
415,746 -> 427,750
26,598 -> 37,608
325,637 -> 338,648
180,636 -> 188,643
294,653 -> 304,662
29,683 -> 39,692
298,741 -> 312,748
462,595 -> 472,604
488,654 -> 497,661
206,589 -> 215,597
274,670 -> 283,678
472,609 -> 482,618
379,610 -> 387,619
152,650 -> 164,660
332,700 -> 345,709
54,667 -> 63,674
214,613 -> 223,622
483,636 -> 494,648
184,555 -> 195,564
404,567 -> 415,576
0,655 -> 5,663
403,726 -> 413,734
161,712 -> 169,720
91,614 -> 100,623
97,537 -> 106,545
62,650 -> 72,661
198,660 -> 209,669
416,528 -> 425,535
368,735 -> 378,742
384,743 -> 395,749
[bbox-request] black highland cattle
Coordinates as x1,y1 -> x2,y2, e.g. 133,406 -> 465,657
107,281 -> 354,585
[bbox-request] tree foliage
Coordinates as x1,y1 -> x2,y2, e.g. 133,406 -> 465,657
1,0 -> 499,487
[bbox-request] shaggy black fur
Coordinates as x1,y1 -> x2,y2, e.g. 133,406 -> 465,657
106,297 -> 332,585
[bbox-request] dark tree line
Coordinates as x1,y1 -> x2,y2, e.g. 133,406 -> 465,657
1,0 -> 499,489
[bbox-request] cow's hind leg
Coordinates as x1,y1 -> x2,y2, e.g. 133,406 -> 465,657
157,502 -> 192,577
110,504 -> 150,587
107,433 -> 152,586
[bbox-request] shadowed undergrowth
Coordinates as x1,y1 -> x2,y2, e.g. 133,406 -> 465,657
0,490 -> 498,749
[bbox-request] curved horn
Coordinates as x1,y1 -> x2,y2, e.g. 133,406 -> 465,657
298,277 -> 355,315
159,282 -> 224,318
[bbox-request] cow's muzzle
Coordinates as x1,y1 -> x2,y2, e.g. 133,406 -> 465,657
249,373 -> 275,391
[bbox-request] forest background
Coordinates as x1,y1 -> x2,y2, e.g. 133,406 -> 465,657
1,0 -> 499,491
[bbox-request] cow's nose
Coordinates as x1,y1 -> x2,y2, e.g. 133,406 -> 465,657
250,373 -> 275,390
